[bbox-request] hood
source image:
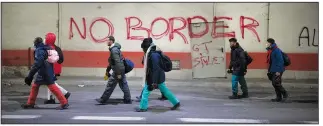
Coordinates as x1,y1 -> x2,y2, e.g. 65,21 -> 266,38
111,42 -> 122,49
149,43 -> 162,53
45,33 -> 56,46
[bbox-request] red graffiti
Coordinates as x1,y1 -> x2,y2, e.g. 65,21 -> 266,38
125,16 -> 151,40
69,17 -> 86,39
151,17 -> 169,39
187,16 -> 209,38
192,41 -> 223,68
193,54 -> 223,68
240,16 -> 260,42
212,16 -> 236,38
69,15 -> 261,44
89,17 -> 114,43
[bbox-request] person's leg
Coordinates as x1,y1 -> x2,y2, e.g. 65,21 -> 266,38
239,76 -> 249,98
275,72 -> 288,102
47,84 -> 69,109
229,75 -> 239,99
22,83 -> 40,109
118,74 -> 132,104
271,73 -> 282,102
138,84 -> 151,111
98,74 -> 118,103
158,82 -> 180,110
45,82 -> 70,104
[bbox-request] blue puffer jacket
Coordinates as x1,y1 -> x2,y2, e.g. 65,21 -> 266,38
146,47 -> 165,85
268,43 -> 285,73
27,42 -> 55,85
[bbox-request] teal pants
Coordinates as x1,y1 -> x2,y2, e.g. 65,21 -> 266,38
232,75 -> 248,94
139,82 -> 179,109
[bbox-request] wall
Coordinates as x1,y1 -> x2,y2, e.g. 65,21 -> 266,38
2,3 -> 319,79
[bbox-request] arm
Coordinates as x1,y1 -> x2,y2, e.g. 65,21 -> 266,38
55,46 -> 64,64
27,49 -> 46,79
150,53 -> 160,84
111,48 -> 123,75
239,50 -> 246,72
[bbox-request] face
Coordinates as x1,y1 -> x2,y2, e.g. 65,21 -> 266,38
107,39 -> 113,46
230,42 -> 236,47
266,42 -> 271,48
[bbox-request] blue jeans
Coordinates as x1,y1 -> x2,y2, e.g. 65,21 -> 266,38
139,82 -> 179,109
232,75 -> 248,94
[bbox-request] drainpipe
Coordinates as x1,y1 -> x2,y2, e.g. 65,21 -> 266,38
28,47 -> 31,70
267,3 -> 270,39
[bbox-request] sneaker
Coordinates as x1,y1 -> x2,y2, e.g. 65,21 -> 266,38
238,93 -> 249,98
21,104 -> 36,109
95,98 -> 105,104
135,107 -> 147,112
56,103 -> 69,110
171,102 -> 180,110
229,93 -> 240,99
44,99 -> 56,104
124,99 -> 132,104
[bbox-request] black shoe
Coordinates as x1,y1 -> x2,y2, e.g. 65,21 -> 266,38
56,103 -> 69,110
124,100 -> 132,104
65,92 -> 71,100
238,93 -> 249,98
136,96 -> 141,100
95,98 -> 105,104
281,93 -> 288,102
21,104 -> 36,109
171,102 -> 180,110
229,93 -> 240,99
44,99 -> 56,104
271,98 -> 282,102
135,107 -> 147,112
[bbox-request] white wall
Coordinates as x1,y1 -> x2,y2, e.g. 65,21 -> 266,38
269,3 -> 319,53
2,3 -> 58,49
59,3 -> 214,52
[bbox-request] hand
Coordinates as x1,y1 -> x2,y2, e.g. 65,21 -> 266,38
227,69 -> 233,74
24,77 -> 32,86
104,75 -> 109,81
275,72 -> 280,76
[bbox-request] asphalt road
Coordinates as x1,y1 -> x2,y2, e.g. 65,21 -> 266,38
1,80 -> 318,124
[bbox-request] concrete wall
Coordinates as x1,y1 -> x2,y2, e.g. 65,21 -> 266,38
2,3 -> 318,80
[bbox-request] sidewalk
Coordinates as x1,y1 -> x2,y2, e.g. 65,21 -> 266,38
2,76 -> 318,90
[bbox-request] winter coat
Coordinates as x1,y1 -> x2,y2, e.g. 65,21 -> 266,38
44,33 -> 64,77
267,43 -> 285,73
144,45 -> 166,85
28,42 -> 55,85
229,43 -> 247,76
108,43 -> 125,75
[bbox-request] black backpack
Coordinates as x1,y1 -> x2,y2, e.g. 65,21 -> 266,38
158,52 -> 172,72
281,52 -> 291,66
244,51 -> 253,65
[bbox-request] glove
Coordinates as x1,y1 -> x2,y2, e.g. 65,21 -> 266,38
227,69 -> 233,74
24,77 -> 32,86
104,75 -> 109,80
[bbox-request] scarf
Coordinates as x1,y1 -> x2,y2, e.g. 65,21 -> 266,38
142,43 -> 156,87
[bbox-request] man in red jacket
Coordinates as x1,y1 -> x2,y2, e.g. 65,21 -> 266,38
43,33 -> 71,104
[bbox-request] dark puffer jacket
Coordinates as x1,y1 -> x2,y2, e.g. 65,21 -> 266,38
28,42 -> 55,85
108,43 -> 125,76
145,46 -> 166,85
229,43 -> 247,76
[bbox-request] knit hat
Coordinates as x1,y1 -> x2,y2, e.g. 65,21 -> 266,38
141,37 -> 153,49
267,38 -> 275,44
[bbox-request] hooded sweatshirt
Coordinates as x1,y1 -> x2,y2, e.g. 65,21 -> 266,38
45,33 -> 64,76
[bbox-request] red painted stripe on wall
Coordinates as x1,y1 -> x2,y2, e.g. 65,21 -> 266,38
2,50 -> 318,71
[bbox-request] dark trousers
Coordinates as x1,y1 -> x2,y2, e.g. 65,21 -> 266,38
271,72 -> 287,99
100,73 -> 131,102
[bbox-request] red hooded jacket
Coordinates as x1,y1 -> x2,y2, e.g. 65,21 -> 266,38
45,33 -> 64,76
